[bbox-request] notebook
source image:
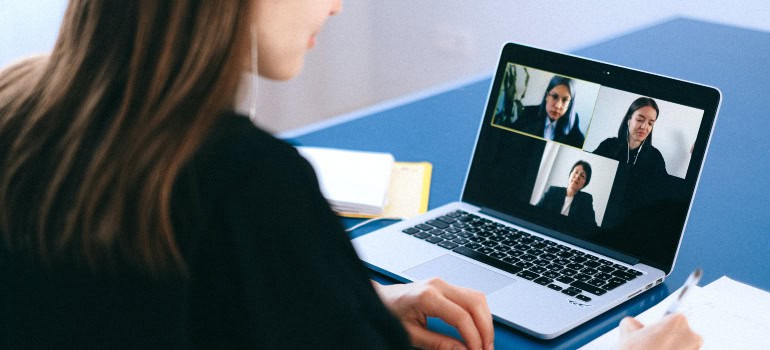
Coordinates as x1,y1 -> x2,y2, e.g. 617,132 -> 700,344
352,42 -> 720,339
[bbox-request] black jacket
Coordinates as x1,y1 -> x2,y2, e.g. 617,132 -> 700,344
511,105 -> 585,148
536,186 -> 597,226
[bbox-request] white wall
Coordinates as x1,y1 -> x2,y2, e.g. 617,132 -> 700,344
3,1 -> 770,133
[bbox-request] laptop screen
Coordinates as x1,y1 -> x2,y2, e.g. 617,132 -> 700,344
462,43 -> 720,273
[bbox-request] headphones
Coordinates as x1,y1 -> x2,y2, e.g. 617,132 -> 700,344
626,128 -> 645,165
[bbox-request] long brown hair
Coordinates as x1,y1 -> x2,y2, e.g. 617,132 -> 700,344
0,1 -> 252,275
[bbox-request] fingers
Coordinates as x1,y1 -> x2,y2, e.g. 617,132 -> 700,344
620,316 -> 644,336
420,278 -> 494,350
406,323 -> 468,350
432,279 -> 494,349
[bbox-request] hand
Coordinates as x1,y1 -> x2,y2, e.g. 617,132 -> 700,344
618,313 -> 703,350
372,278 -> 494,350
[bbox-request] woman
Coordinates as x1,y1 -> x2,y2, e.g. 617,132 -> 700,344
0,1 -> 700,349
593,97 -> 667,176
512,76 -> 585,148
537,161 -> 597,226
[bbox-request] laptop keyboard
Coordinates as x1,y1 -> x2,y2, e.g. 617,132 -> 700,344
401,210 -> 643,302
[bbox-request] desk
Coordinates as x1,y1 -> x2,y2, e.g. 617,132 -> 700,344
286,18 -> 770,349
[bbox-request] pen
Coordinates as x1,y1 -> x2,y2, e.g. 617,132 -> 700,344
664,268 -> 703,315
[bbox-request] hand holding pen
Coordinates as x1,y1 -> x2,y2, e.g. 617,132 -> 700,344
618,268 -> 705,349
665,268 -> 703,315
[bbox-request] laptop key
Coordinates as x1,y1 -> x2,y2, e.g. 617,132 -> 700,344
502,256 -> 520,264
440,233 -> 457,240
514,261 -> 533,269
574,274 -> 592,282
452,238 -> 469,245
603,281 -> 625,291
465,243 -> 482,250
402,228 -> 420,235
543,271 -> 560,279
566,263 -> 583,270
556,276 -> 575,284
597,265 -> 615,273
415,224 -> 433,231
425,236 -> 443,244
517,270 -> 539,280
477,247 -> 495,255
413,231 -> 432,239
587,278 -> 606,286
427,220 -> 449,229
595,272 -> 612,280
452,246 -> 523,275
436,216 -> 457,224
575,295 -> 592,302
561,287 -> 581,296
533,277 -> 553,286
611,270 -> 637,281
520,254 -> 537,262
437,241 -> 459,250
489,252 -> 507,260
571,281 -> 607,296
547,284 -> 563,291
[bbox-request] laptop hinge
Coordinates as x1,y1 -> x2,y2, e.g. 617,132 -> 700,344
479,207 -> 640,265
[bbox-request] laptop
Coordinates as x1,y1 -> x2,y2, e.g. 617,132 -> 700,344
351,42 -> 721,339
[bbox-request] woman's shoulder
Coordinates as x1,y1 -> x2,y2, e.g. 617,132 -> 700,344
598,137 -> 621,146
592,137 -> 621,156
545,186 -> 566,196
186,112 -> 313,191
577,190 -> 594,202
201,113 -> 302,166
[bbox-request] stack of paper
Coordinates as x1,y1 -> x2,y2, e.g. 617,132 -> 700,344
580,276 -> 770,349
297,146 -> 394,216
296,146 -> 431,219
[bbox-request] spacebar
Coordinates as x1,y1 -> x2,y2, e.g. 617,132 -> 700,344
453,246 -> 523,275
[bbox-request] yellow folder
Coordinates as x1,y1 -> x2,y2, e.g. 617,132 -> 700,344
339,162 -> 432,219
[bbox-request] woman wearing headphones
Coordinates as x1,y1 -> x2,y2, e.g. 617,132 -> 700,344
593,97 -> 667,177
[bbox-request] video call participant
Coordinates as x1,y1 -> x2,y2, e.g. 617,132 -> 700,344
592,97 -> 667,177
537,160 -> 597,227
512,76 -> 585,148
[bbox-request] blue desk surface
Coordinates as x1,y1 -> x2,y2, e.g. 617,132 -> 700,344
288,18 -> 770,349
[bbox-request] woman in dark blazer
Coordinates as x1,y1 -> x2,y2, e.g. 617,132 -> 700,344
537,160 -> 597,226
511,76 -> 585,148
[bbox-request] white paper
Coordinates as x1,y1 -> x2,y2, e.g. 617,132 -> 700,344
296,146 -> 394,215
581,276 -> 770,349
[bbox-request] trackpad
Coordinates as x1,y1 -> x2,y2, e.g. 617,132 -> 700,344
403,254 -> 515,294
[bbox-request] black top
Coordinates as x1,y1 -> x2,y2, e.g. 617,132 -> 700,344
511,105 -> 585,148
592,137 -> 667,177
536,186 -> 597,227
0,114 -> 410,349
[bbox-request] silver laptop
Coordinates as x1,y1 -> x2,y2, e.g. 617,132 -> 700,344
352,42 -> 720,339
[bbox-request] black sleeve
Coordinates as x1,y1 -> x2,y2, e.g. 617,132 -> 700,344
536,186 -> 554,208
592,138 -> 615,158
576,192 -> 597,227
215,122 -> 409,349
